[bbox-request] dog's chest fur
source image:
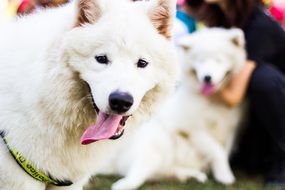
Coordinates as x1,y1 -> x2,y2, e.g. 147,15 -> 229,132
168,86 -> 243,147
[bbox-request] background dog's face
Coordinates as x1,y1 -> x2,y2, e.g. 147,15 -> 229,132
179,28 -> 246,96
61,0 -> 178,119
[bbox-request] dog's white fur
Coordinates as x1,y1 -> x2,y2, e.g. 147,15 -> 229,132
98,28 -> 247,190
0,0 -> 178,189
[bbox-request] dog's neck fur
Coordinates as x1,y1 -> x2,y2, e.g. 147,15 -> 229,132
39,61 -> 95,141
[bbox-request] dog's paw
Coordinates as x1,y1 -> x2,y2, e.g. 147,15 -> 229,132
195,172 -> 208,183
214,169 -> 235,185
111,178 -> 140,190
212,159 -> 236,185
177,172 -> 208,183
175,168 -> 208,183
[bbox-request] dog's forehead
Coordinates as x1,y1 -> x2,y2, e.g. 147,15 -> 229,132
68,0 -> 174,62
191,31 -> 236,50
95,19 -> 167,56
101,0 -> 149,26
191,44 -> 234,61
104,12 -> 155,37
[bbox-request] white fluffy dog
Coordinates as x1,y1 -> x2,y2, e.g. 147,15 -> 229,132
99,28 -> 247,190
0,0 -> 178,189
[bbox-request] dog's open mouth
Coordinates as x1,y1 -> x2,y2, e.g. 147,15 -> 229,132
80,112 -> 129,145
80,88 -> 130,145
201,83 -> 215,96
200,71 -> 232,97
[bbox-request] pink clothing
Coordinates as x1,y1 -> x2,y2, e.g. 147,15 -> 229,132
17,0 -> 30,13
177,0 -> 185,6
270,5 -> 285,21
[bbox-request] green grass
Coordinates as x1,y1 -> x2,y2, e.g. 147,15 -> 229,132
84,174 -> 281,190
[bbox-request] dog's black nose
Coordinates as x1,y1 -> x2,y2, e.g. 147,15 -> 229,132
204,75 -> 212,83
109,92 -> 134,113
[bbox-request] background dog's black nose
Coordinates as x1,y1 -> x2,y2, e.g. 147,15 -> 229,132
109,92 -> 134,113
204,75 -> 212,83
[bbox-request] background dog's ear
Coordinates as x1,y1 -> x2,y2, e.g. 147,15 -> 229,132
178,35 -> 193,51
229,28 -> 245,47
148,0 -> 176,39
75,0 -> 101,27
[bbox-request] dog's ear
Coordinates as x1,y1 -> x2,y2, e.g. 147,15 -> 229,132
229,28 -> 245,47
148,0 -> 176,39
75,0 -> 101,27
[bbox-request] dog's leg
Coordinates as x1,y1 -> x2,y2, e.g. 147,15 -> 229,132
172,167 -> 208,183
191,130 -> 235,185
111,156 -> 162,190
225,133 -> 236,157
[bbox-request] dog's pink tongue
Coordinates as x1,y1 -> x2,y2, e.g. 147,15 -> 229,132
80,112 -> 122,145
201,84 -> 215,96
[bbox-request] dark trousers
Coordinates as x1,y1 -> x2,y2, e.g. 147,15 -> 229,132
231,64 -> 285,180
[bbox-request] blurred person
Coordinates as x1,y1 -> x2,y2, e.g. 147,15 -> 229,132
185,0 -> 285,187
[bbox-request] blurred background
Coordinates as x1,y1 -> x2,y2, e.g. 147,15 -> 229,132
0,0 -> 69,25
0,0 -> 284,27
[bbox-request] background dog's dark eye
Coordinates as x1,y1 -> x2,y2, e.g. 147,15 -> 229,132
95,55 -> 109,64
137,59 -> 148,68
189,68 -> 196,76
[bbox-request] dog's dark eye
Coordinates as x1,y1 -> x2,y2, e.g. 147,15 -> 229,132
95,55 -> 109,64
137,59 -> 149,68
